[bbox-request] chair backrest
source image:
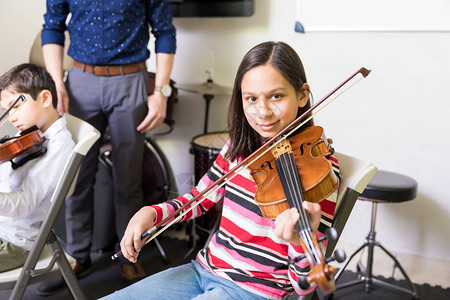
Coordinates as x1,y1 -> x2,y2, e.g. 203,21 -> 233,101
325,152 -> 377,256
0,114 -> 100,300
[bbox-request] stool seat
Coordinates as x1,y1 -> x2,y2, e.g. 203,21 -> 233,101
359,170 -> 417,203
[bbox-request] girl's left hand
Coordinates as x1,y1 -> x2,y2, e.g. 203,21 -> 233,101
274,202 -> 321,245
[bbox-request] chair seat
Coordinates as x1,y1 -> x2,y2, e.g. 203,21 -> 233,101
0,246 -> 76,289
359,170 -> 417,203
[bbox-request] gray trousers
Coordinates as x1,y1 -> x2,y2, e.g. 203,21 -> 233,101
64,67 -> 148,264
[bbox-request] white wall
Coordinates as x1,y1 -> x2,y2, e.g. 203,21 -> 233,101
2,1 -> 449,263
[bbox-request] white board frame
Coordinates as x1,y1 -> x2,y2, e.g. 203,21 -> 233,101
295,0 -> 450,32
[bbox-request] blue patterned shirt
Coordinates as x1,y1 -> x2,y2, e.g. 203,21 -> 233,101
41,0 -> 176,65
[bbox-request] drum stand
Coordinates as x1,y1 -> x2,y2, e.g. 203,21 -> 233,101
183,211 -> 222,259
202,93 -> 214,134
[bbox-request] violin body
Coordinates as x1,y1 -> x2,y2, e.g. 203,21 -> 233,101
248,126 -> 338,219
248,125 -> 339,295
0,130 -> 45,164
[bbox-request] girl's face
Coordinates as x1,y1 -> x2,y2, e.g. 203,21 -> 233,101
241,64 -> 309,139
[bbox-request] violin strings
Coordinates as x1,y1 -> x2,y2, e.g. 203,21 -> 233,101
277,147 -> 321,265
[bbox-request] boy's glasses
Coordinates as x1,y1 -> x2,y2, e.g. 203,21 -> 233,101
0,94 -> 27,127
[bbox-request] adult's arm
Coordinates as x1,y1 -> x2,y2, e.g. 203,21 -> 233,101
42,44 -> 69,115
137,52 -> 174,133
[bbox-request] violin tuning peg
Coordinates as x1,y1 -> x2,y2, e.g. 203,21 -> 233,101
289,254 -> 307,264
298,276 -> 310,290
318,235 -> 327,243
334,248 -> 346,263
325,227 -> 338,241
325,248 -> 347,264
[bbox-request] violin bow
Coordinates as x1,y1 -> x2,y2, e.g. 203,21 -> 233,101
112,67 -> 371,260
0,94 -> 27,128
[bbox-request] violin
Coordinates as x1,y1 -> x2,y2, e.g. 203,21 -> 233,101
0,94 -> 46,167
248,126 -> 341,294
0,127 -> 46,166
112,67 -> 371,293
248,126 -> 338,219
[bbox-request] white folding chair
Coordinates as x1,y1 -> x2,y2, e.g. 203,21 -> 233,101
325,152 -> 378,257
297,152 -> 378,300
0,114 -> 100,300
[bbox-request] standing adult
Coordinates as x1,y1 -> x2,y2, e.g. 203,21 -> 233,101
38,0 -> 176,294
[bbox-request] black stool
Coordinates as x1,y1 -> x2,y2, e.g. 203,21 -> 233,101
333,170 -> 419,299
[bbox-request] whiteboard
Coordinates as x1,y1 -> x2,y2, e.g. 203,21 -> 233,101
295,0 -> 450,32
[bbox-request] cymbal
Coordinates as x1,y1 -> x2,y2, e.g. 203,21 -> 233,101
176,80 -> 232,96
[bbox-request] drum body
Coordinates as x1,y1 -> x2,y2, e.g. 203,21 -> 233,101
145,72 -> 178,136
100,136 -> 177,206
190,131 -> 229,239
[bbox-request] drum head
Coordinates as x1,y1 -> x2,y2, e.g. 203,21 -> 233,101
191,131 -> 229,151
146,120 -> 174,136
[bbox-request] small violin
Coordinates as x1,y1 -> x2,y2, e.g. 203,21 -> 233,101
0,94 -> 46,167
0,127 -> 46,166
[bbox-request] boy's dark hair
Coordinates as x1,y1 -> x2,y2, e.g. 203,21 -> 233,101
0,63 -> 57,108
226,41 -> 313,161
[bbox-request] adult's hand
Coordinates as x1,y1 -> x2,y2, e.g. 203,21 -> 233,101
136,92 -> 167,133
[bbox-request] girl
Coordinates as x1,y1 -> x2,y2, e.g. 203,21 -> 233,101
103,41 -> 340,300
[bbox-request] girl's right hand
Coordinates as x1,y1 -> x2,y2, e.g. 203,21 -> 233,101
120,206 -> 157,263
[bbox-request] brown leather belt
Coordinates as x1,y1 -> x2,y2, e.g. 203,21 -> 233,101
73,60 -> 146,76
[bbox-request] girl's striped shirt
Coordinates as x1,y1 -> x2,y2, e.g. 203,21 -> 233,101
151,140 -> 340,299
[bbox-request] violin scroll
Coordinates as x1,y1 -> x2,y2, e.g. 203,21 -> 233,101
294,228 -> 346,295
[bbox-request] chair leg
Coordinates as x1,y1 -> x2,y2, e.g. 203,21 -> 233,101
202,211 -> 221,250
47,231 -> 87,300
153,237 -> 169,264
183,219 -> 198,259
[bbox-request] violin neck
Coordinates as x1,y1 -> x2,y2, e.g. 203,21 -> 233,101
275,152 -> 323,266
274,152 -> 312,233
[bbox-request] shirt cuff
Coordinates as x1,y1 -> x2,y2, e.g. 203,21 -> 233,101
41,29 -> 65,47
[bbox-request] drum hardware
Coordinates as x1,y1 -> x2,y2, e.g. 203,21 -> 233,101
96,133 -> 178,262
185,131 -> 229,256
176,72 -> 231,134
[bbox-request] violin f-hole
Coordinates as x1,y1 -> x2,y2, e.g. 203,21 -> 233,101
297,142 -> 311,156
261,160 -> 274,170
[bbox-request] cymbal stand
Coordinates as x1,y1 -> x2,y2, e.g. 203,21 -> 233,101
202,91 -> 214,134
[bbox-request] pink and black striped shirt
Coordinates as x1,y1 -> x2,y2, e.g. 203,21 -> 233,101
151,140 -> 340,299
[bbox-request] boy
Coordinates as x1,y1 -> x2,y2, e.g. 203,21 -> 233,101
0,63 -> 75,272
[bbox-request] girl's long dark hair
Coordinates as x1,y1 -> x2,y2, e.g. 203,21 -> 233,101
225,41 -> 313,161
